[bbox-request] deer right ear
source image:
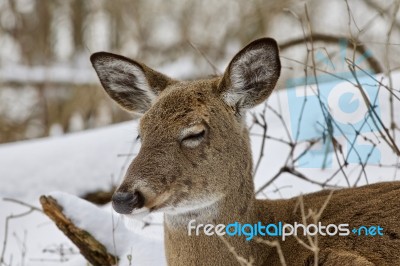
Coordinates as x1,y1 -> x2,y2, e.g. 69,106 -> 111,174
90,52 -> 174,114
217,38 -> 281,111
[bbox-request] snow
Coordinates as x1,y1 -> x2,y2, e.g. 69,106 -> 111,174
0,64 -> 97,85
158,56 -> 199,80
0,121 -> 140,200
0,57 -> 199,85
48,192 -> 165,266
0,201 -> 77,265
0,71 -> 399,265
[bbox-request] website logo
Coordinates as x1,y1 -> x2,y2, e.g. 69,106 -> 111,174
188,220 -> 383,241
286,39 -> 381,168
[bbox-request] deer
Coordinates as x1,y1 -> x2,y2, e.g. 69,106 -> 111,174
90,38 -> 400,266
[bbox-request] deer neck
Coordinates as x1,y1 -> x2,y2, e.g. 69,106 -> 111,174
164,168 -> 257,229
163,171 -> 273,265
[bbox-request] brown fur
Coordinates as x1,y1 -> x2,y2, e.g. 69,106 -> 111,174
91,38 -> 400,265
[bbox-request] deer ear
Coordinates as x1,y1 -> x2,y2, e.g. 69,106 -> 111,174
90,52 -> 174,114
217,38 -> 281,110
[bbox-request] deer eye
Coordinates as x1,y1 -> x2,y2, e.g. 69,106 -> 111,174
180,127 -> 206,148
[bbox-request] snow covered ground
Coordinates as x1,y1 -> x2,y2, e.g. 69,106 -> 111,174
0,71 -> 399,265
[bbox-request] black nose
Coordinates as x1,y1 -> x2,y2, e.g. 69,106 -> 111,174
112,191 -> 144,214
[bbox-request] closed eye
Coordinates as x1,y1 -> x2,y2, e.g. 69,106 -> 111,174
180,126 -> 206,148
182,130 -> 205,142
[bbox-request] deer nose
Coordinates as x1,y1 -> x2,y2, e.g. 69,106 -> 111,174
112,191 -> 144,214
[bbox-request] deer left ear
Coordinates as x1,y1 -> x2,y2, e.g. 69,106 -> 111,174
90,52 -> 175,114
217,38 -> 281,110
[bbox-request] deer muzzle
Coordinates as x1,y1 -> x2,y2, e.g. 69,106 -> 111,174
112,190 -> 144,214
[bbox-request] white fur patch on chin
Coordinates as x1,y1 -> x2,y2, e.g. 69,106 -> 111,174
122,207 -> 151,231
164,200 -> 221,229
166,196 -> 222,217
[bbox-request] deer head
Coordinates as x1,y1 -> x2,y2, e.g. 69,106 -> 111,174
91,38 -> 281,219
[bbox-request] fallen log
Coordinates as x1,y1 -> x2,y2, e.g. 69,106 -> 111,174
39,195 -> 117,266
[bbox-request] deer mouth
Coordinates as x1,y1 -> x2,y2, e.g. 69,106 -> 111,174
128,206 -> 151,218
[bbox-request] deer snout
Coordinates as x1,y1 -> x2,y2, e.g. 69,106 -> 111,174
112,190 -> 144,214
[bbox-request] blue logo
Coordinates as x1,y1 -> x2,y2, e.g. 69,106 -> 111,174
286,39 -> 381,168
352,225 -> 384,236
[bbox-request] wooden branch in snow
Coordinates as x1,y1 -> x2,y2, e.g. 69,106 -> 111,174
39,195 -> 117,266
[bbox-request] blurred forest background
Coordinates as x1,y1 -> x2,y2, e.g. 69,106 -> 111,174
0,0 -> 399,144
